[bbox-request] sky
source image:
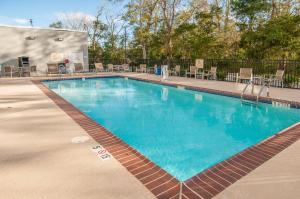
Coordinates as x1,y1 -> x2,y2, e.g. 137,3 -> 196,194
0,0 -> 128,27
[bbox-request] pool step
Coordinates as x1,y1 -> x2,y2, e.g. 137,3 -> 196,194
241,99 -> 258,106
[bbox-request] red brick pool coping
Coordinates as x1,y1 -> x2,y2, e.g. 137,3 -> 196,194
33,77 -> 300,199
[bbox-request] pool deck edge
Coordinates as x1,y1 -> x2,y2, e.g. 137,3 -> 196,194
125,75 -> 300,108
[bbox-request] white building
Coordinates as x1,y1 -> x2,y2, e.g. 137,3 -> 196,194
0,25 -> 89,75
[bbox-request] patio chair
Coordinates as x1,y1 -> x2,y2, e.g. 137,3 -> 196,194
236,68 -> 253,83
20,66 -> 31,77
170,65 -> 181,76
195,59 -> 205,78
74,63 -> 84,73
31,65 -> 37,73
268,69 -> 285,87
2,65 -> 18,77
107,64 -> 114,72
122,64 -> 130,72
147,65 -> 157,74
113,64 -> 121,72
202,67 -> 217,80
29,65 -> 37,76
95,63 -> 105,72
185,66 -> 197,78
47,63 -> 59,75
137,64 -> 147,73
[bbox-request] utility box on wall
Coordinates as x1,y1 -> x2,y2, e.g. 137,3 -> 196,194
0,25 -> 89,75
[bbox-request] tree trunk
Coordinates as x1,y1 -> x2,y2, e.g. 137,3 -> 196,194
224,0 -> 231,31
214,0 -> 221,32
166,34 -> 173,66
271,0 -> 277,18
142,44 -> 147,59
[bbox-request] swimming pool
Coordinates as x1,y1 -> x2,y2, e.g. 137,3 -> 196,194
44,77 -> 300,181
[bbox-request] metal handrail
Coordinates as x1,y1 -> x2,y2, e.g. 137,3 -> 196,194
241,80 -> 254,100
256,80 -> 270,102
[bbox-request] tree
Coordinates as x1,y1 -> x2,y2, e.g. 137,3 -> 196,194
224,0 -> 231,31
49,21 -> 63,29
124,0 -> 160,59
173,7 -> 214,58
102,15 -> 125,59
231,0 -> 271,31
160,0 -> 183,62
87,8 -> 107,53
49,0 -> 300,62
240,14 -> 300,59
56,12 -> 95,31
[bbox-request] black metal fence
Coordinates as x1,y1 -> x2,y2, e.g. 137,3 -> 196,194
89,58 -> 300,88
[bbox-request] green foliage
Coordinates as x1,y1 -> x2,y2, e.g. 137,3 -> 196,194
240,14 -> 300,59
49,21 -> 63,29
51,0 -> 300,61
88,44 -> 103,61
231,0 -> 271,30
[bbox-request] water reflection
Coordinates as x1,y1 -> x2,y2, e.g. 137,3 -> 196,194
161,87 -> 168,101
194,94 -> 203,102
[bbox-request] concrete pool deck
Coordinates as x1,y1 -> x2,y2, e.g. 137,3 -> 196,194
0,78 -> 155,199
0,73 -> 300,199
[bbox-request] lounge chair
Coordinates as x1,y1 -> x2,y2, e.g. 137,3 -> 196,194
95,63 -> 105,72
170,65 -> 180,76
74,63 -> 84,73
107,64 -> 114,72
185,66 -> 197,78
47,63 -> 59,75
202,67 -> 217,80
136,64 -> 147,73
236,68 -> 253,83
268,69 -> 284,87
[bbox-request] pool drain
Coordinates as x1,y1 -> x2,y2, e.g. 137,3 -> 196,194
71,136 -> 89,144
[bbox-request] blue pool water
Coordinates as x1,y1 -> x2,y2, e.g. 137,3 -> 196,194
44,77 -> 300,181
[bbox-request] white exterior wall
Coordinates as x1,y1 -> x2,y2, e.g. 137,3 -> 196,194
0,25 -> 89,75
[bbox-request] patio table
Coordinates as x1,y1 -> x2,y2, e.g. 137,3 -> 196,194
147,67 -> 156,73
196,70 -> 209,79
253,75 -> 264,85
